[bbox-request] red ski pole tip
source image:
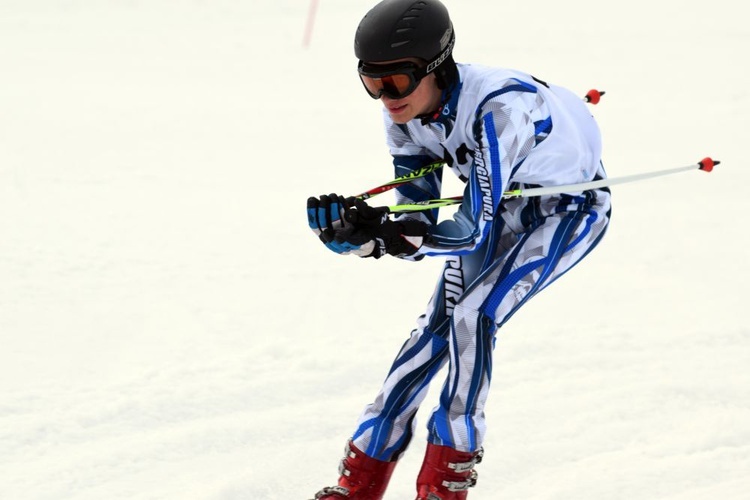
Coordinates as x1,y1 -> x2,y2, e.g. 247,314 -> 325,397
585,89 -> 603,104
698,157 -> 718,172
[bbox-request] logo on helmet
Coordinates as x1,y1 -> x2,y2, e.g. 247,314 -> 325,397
439,27 -> 453,51
426,34 -> 454,74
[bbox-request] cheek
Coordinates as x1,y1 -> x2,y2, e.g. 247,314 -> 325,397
412,76 -> 438,111
416,75 -> 434,95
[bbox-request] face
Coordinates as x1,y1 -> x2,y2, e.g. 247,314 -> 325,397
361,58 -> 443,124
381,73 -> 442,124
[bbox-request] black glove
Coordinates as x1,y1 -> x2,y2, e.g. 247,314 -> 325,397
307,194 -> 361,255
335,198 -> 428,259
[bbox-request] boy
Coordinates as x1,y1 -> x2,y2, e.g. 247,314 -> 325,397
308,0 -> 611,498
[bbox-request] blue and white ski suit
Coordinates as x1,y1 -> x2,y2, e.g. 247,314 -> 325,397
352,64 -> 611,460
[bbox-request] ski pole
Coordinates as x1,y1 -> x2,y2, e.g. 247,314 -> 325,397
355,160 -> 445,200
387,157 -> 720,213
504,157 -> 718,197
386,196 -> 464,213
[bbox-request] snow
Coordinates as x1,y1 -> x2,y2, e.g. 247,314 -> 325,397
0,0 -> 748,499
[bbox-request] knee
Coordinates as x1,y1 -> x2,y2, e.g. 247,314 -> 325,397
452,303 -> 496,335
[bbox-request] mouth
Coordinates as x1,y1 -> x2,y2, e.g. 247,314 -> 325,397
386,103 -> 408,114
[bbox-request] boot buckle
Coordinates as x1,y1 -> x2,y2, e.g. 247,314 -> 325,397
313,485 -> 350,498
447,447 -> 483,473
442,469 -> 478,492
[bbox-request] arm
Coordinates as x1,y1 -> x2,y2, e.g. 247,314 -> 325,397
384,116 -> 444,226
316,82 -> 543,261
392,154 -> 444,226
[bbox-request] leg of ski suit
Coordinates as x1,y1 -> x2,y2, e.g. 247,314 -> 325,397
351,183 -> 611,459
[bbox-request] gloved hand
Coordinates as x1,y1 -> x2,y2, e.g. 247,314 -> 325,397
307,193 -> 365,255
335,198 -> 428,259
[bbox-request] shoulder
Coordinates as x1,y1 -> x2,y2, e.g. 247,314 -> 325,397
457,64 -> 544,110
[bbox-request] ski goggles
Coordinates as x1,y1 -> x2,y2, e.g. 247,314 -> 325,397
358,61 -> 429,100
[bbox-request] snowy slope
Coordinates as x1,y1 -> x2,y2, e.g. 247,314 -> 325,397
0,1 -> 748,499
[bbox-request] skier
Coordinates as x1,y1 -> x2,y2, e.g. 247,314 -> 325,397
307,0 -> 611,498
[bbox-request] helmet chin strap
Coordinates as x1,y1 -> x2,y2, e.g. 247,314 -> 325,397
418,84 -> 455,125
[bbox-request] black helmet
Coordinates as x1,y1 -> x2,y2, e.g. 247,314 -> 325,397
354,0 -> 457,88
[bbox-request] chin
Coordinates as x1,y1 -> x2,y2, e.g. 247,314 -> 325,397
388,111 -> 416,124
390,116 -> 411,124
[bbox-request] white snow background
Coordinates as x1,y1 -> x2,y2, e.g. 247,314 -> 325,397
1,1 -> 748,499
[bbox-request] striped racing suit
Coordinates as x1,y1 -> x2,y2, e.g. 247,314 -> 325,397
352,63 -> 611,459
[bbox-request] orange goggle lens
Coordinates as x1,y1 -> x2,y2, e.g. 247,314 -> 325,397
360,73 -> 416,99
358,62 -> 426,100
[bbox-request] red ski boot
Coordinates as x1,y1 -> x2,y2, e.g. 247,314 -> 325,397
312,441 -> 397,500
415,443 -> 483,500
